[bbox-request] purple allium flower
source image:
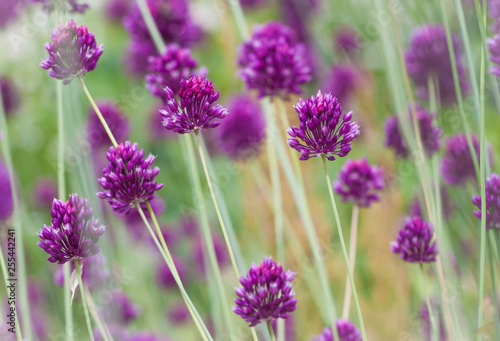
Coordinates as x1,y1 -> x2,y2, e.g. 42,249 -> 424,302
97,141 -> 163,214
193,232 -> 229,276
54,253 -> 109,290
405,24 -> 469,104
167,300 -> 190,324
40,20 -> 103,84
217,94 -> 266,160
391,216 -> 438,264
102,290 -> 140,324
312,319 -> 362,341
333,158 -> 384,207
0,77 -> 20,116
0,159 -> 13,221
322,64 -> 361,104
418,298 -> 448,341
441,134 -> 490,186
106,0 -> 131,22
32,0 -> 89,13
38,194 -> 105,264
160,76 -> 228,134
156,256 -> 187,289
238,21 -> 312,98
87,101 -> 130,149
335,26 -> 361,56
233,256 -> 297,327
34,177 -> 57,209
472,173 -> 500,230
287,91 -> 360,161
145,43 -> 206,101
384,106 -> 441,159
0,0 -> 22,28
488,32 -> 500,77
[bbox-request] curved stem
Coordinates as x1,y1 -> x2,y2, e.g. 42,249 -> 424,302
78,77 -> 118,149
342,205 -> 359,320
321,156 -> 366,340
74,259 -> 95,341
267,320 -> 277,341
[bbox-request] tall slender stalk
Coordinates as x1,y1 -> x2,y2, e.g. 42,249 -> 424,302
84,286 -> 113,341
136,0 -> 166,52
74,259 -> 95,341
420,265 -> 438,341
342,205 -> 359,320
321,156 -> 366,340
267,320 -> 277,341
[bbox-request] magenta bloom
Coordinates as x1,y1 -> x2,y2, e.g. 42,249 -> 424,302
1,76 -> 20,116
217,94 -> 266,160
391,216 -> 437,264
405,24 -> 469,104
87,101 -> 130,149
97,141 -> 163,214
38,194 -> 105,264
233,257 -> 297,327
322,64 -> 361,104
0,159 -> 13,221
106,0 -> 131,22
0,0 -> 22,28
238,22 -> 311,98
54,253 -> 109,290
287,91 -> 360,161
40,20 -> 103,84
472,173 -> 500,230
167,300 -> 190,324
333,158 -> 384,207
145,43 -> 206,101
34,177 -> 57,209
335,26 -> 361,56
385,106 -> 441,159
312,319 -> 362,341
160,76 -> 228,134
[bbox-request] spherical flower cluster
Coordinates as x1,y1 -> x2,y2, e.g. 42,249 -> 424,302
384,106 -> 441,159
87,102 -> 130,149
287,91 -> 360,161
160,76 -> 228,134
0,159 -> 13,221
238,22 -> 311,98
32,0 -> 89,13
40,19 -> 103,84
97,141 -> 163,214
333,158 -> 384,207
335,26 -> 361,56
1,76 -> 20,116
312,319 -> 362,341
217,94 -> 266,160
38,194 -> 105,264
441,134 -> 488,186
391,216 -> 438,264
322,64 -> 361,104
145,44 -> 206,100
54,253 -> 109,290
233,257 -> 297,327
472,173 -> 500,229
405,24 -> 469,104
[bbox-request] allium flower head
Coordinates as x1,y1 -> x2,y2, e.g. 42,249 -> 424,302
335,27 -> 361,56
97,141 -> 163,214
312,319 -> 362,341
217,94 -> 266,160
145,44 -> 206,100
87,102 -> 130,149
233,256 -> 297,327
472,173 -> 500,230
1,76 -> 20,116
391,216 -> 438,264
0,159 -> 13,221
322,64 -> 361,104
385,106 -> 441,159
287,91 -> 360,161
40,20 -> 103,84
405,24 -> 469,104
238,21 -> 311,98
160,76 -> 228,134
333,158 -> 384,207
38,194 -> 105,264
441,134 -> 489,186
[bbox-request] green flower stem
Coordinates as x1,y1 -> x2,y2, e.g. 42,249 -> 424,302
84,286 -> 113,341
137,203 -> 213,341
321,156 -> 366,340
136,0 -> 166,52
420,265 -> 438,341
226,0 -> 249,40
74,259 -> 95,341
267,320 -> 277,341
341,205 -> 359,320
0,245 -> 22,341
78,77 -> 118,148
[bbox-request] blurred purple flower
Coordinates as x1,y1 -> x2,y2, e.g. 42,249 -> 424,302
160,76 -> 228,134
391,216 -> 438,264
167,300 -> 190,324
233,257 -> 297,327
418,298 -> 448,341
384,106 -> 441,159
125,41 -> 158,76
34,177 -> 57,209
40,19 -> 103,84
472,172 -> 500,230
322,64 -> 361,104
54,253 -> 109,290
106,0 -> 131,22
333,158 -> 384,207
156,256 -> 188,289
271,315 -> 296,341
312,319 -> 362,341
193,232 -> 229,276
1,76 -> 20,116
87,101 -> 130,149
488,31 -> 500,77
405,24 -> 469,105
0,159 -> 13,221
32,0 -> 89,13
238,21 -> 311,98
121,197 -> 166,240
281,0 -> 317,42
0,0 -> 22,28
217,94 -> 266,160
97,141 -> 163,214
287,91 -> 360,161
335,26 -> 361,56
102,290 -> 140,324
409,187 -> 454,221
38,194 -> 105,264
